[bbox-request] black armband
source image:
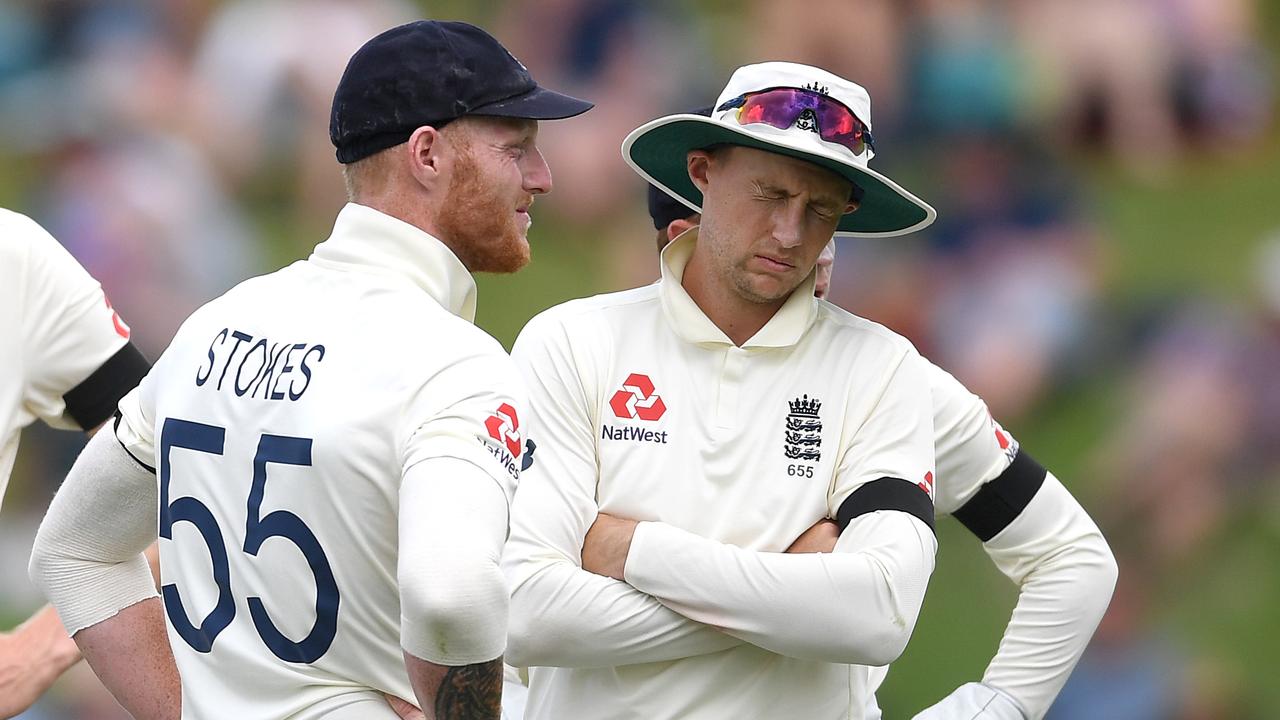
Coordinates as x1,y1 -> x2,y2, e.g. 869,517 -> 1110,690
953,450 -> 1047,542
836,477 -> 935,534
63,342 -> 150,430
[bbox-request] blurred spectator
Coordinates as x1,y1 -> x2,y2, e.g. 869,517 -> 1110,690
29,18 -> 257,355
187,0 -> 415,238
1014,0 -> 1180,176
495,0 -> 706,224
746,0 -> 906,126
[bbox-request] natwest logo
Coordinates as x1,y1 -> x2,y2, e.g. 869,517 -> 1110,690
609,373 -> 666,421
484,403 -> 523,458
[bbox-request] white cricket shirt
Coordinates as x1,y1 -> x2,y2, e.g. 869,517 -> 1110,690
0,209 -> 138,511
504,229 -> 937,720
115,203 -> 526,719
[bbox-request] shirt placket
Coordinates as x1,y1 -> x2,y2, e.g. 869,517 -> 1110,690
715,347 -> 745,431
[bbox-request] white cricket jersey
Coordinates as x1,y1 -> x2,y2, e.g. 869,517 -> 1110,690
505,229 -> 936,720
115,203 -> 526,720
498,352 -> 1027,717
0,209 -> 138,512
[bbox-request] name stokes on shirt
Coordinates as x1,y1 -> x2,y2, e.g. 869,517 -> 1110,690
195,328 -> 324,401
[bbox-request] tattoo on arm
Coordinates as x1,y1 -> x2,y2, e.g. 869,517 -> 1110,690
434,658 -> 502,720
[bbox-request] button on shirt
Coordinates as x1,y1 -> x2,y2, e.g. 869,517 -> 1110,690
504,228 -> 937,720
114,203 -> 525,720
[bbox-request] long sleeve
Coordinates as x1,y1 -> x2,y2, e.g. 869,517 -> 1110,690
398,456 -> 511,666
977,472 -> 1118,719
504,311 -> 738,669
624,507 -> 936,666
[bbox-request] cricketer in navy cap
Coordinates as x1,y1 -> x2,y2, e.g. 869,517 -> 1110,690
329,20 -> 593,276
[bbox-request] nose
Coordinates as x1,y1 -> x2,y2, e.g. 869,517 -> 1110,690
771,201 -> 805,248
523,146 -> 553,196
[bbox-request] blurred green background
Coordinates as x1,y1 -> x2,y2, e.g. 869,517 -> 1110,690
2,0 -> 1278,717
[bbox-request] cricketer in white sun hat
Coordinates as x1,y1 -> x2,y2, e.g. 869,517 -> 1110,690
623,61 -> 937,237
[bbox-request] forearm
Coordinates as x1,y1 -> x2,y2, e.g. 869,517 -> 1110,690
979,473 -> 1118,719
505,558 -> 740,668
624,512 -> 936,665
0,605 -> 81,718
73,597 -> 179,720
405,653 -> 501,720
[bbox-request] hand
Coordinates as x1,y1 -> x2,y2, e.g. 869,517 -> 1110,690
0,607 -> 81,719
913,682 -> 1027,720
581,513 -> 638,580
785,519 -> 840,554
384,693 -> 425,720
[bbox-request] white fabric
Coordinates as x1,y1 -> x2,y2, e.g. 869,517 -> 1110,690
29,428 -> 159,634
501,665 -> 529,720
625,511 -> 935,666
913,682 -> 1027,720
969,473 -> 1116,718
504,228 -> 937,719
0,208 -> 132,511
865,365 -> 1114,719
398,456 -> 509,666
102,203 -> 526,719
501,329 -> 1111,719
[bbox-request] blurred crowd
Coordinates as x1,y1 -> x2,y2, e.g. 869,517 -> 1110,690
0,0 -> 1276,717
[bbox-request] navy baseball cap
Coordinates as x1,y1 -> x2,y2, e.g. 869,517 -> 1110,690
647,105 -> 712,229
330,20 -> 593,164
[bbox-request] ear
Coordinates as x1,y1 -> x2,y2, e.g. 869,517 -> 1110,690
405,125 -> 448,191
687,150 -> 715,195
666,216 -> 699,241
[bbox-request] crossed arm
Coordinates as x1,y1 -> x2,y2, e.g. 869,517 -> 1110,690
502,428 -> 938,670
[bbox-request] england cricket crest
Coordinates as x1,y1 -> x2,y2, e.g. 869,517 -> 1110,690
784,394 -> 823,462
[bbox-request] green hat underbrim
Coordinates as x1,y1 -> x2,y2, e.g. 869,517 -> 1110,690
623,116 -> 936,237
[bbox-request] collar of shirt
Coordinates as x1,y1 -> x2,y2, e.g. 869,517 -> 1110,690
308,203 -> 478,322
658,227 -> 818,349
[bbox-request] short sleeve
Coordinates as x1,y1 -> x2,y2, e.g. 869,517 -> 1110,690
828,349 -> 936,519
10,211 -> 145,430
114,371 -> 162,473
927,362 -> 1020,515
399,343 -> 529,505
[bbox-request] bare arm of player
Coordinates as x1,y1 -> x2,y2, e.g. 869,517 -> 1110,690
0,606 -> 80,719
28,429 -> 174,720
1,414 -> 163,720
399,456 -> 510,719
71,598 -> 178,719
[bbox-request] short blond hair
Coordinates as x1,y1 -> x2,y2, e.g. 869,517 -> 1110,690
340,147 -> 398,201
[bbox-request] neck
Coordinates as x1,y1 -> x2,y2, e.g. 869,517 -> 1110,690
681,250 -> 786,346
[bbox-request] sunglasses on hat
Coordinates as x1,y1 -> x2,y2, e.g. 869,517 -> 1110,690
717,87 -> 875,157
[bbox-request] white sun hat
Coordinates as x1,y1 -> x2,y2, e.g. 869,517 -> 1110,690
622,61 -> 937,237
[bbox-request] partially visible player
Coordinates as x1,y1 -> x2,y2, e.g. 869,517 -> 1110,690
29,20 -> 590,720
0,208 -> 150,719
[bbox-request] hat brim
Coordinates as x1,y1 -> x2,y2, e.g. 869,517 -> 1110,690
472,85 -> 593,120
623,115 -> 936,237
